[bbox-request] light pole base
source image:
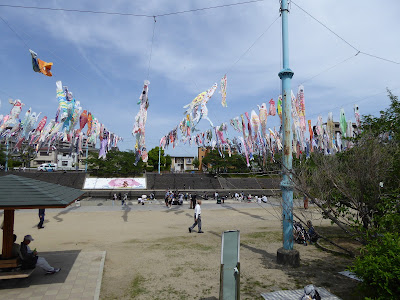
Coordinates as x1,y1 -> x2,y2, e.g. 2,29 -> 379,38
277,247 -> 300,267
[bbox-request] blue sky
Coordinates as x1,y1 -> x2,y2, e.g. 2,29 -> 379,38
0,0 -> 399,157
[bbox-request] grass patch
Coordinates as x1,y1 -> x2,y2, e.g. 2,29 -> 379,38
147,237 -> 215,251
243,231 -> 282,243
123,239 -> 141,243
170,266 -> 184,277
128,274 -> 147,298
153,286 -> 190,300
242,275 -> 274,299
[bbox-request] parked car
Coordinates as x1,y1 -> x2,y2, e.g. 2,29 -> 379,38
37,163 -> 57,171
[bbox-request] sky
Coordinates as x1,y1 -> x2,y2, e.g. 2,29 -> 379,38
0,0 -> 399,157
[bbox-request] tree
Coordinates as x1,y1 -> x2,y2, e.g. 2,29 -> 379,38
17,144 -> 37,167
147,147 -> 167,171
86,150 -> 144,177
0,144 -> 23,169
293,90 -> 400,245
165,155 -> 172,171
192,157 -> 199,169
202,150 -> 248,174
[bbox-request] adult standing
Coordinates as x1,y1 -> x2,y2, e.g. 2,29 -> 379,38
188,200 -> 203,233
303,196 -> 309,209
38,208 -> 45,229
165,190 -> 170,207
191,193 -> 197,210
118,192 -> 122,205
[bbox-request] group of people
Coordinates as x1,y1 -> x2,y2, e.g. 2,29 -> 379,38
11,234 -> 61,274
293,220 -> 318,246
232,192 -> 268,203
164,190 -> 188,208
113,192 -> 129,206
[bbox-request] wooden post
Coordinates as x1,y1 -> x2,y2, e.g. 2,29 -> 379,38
1,209 -> 15,259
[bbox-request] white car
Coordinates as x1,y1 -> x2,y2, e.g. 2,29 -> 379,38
38,163 -> 57,171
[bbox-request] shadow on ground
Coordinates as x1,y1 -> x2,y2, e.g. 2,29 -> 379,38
221,204 -> 266,221
121,205 -> 131,222
0,250 -> 81,289
53,206 -> 80,222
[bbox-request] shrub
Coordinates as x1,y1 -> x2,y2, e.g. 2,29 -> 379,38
351,232 -> 400,299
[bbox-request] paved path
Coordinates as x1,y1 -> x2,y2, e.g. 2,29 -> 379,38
261,287 -> 342,299
0,251 -> 106,300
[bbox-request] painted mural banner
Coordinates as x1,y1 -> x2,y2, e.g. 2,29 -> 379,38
83,178 -> 147,189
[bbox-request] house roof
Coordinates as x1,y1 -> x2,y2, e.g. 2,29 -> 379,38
0,174 -> 84,209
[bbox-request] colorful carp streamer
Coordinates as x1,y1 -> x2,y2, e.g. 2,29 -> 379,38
0,81 -> 121,160
132,80 -> 150,164
159,83 -> 361,167
220,74 -> 227,107
29,50 -> 53,77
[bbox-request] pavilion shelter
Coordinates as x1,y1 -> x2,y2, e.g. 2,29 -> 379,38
0,174 -> 84,260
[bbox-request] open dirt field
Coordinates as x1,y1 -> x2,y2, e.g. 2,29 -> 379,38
3,203 -> 360,299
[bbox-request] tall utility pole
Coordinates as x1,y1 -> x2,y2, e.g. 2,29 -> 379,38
277,0 -> 300,266
5,139 -> 9,172
85,143 -> 89,173
158,147 -> 161,174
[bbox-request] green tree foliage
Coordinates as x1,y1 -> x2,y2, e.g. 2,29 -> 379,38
17,145 -> 37,167
0,144 -> 23,168
147,147 -> 166,172
294,90 -> 400,242
86,150 -> 144,177
192,157 -> 199,168
165,155 -> 172,171
293,91 -> 400,298
351,232 -> 400,299
202,150 -> 248,173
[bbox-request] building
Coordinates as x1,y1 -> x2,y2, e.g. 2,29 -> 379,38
197,147 -> 210,171
322,121 -> 358,136
32,138 -> 97,170
170,156 -> 195,172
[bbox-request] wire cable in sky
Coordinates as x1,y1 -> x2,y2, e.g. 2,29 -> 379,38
291,1 -> 359,52
0,13 -> 99,84
291,1 -> 400,65
0,14 -> 30,49
306,86 -> 400,120
0,0 -> 267,18
300,51 -> 360,85
225,15 -> 280,75
360,51 -> 400,65
147,17 -> 157,80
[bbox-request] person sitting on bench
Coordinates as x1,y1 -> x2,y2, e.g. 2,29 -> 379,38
20,235 -> 61,274
11,234 -> 22,259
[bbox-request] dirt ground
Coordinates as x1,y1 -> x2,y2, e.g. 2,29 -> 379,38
4,204 -> 361,299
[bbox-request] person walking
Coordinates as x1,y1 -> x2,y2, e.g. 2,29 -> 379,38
123,193 -> 128,206
188,200 -> 203,233
37,208 -> 45,229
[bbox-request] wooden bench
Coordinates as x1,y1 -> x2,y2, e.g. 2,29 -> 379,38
0,258 -> 35,280
0,268 -> 35,280
0,258 -> 19,268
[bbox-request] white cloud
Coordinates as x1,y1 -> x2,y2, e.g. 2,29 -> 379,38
0,0 -> 399,154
